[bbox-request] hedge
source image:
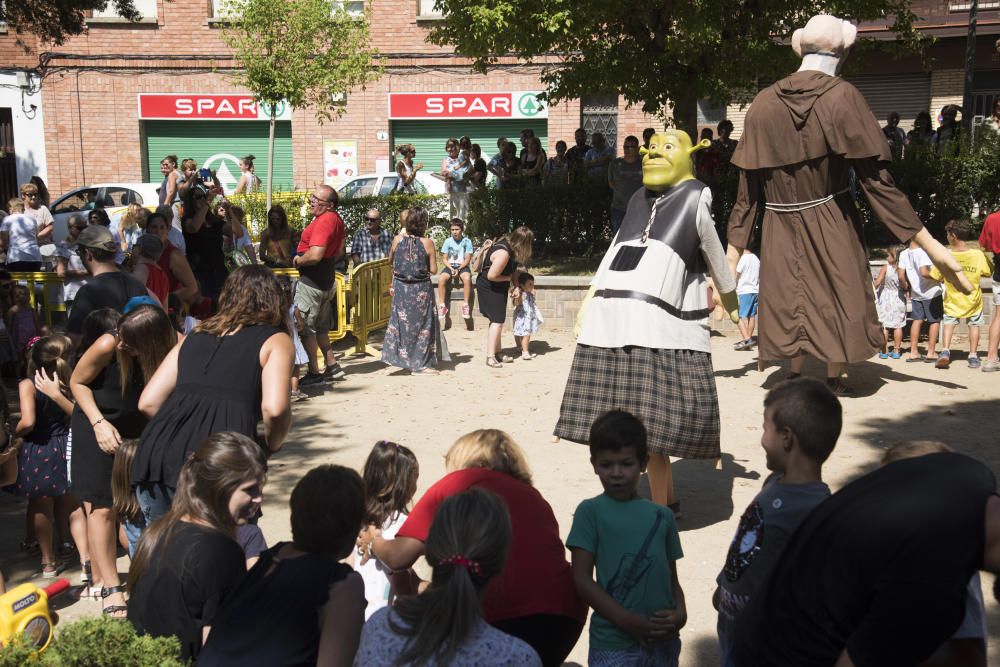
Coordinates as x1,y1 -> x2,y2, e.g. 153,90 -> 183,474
0,616 -> 184,666
230,131 -> 1000,257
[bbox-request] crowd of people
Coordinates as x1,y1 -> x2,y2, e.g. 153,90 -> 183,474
0,81 -> 997,665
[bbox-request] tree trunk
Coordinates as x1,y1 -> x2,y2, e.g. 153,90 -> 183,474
672,89 -> 699,143
266,109 -> 276,212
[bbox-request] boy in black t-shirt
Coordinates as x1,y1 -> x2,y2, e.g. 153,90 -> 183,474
714,378 -> 840,666
730,450 -> 1000,667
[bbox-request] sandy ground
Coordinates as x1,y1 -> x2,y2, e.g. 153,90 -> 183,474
4,316 -> 1000,665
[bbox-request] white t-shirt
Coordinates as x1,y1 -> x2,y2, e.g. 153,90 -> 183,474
55,240 -> 88,302
1,213 -> 42,263
899,247 -> 942,300
355,512 -> 407,620
736,252 -> 760,295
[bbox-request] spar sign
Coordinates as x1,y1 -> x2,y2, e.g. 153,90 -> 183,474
138,94 -> 292,121
388,91 -> 547,119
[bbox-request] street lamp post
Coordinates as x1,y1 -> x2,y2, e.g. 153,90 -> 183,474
962,0 -> 978,144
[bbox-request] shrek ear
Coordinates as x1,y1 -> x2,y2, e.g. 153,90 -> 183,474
841,20 -> 857,50
688,139 -> 711,156
639,146 -> 651,156
792,28 -> 804,57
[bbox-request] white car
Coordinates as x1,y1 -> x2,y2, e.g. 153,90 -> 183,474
337,172 -> 447,199
49,183 -> 161,242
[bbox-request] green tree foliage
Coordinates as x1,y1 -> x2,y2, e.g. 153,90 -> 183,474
220,0 -> 382,207
427,0 -> 921,138
2,1 -> 139,45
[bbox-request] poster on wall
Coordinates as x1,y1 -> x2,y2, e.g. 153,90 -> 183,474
323,140 -> 358,188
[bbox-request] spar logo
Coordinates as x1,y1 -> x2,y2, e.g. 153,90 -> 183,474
518,93 -> 543,117
203,153 -> 242,194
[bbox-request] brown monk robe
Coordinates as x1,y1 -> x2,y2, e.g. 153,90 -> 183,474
727,70 -> 923,364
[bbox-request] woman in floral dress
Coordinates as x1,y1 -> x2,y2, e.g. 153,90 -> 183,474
382,208 -> 445,373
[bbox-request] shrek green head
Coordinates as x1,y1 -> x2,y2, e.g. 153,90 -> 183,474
640,131 -> 711,191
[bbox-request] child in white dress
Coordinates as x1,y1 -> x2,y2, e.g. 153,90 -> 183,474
355,440 -> 420,620
513,272 -> 544,360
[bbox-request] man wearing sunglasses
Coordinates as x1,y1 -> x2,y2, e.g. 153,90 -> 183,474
293,185 -> 346,387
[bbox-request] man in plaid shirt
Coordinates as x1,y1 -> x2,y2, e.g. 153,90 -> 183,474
350,208 -> 393,265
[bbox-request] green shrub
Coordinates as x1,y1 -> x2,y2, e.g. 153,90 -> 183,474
229,191 -> 449,244
0,617 -> 185,667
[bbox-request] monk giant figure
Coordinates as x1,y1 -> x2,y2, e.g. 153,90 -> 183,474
727,14 -> 970,393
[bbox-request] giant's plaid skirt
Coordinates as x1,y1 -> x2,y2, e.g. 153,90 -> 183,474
554,344 -> 721,459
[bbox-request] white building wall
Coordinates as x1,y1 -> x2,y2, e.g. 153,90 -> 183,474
0,71 -> 47,186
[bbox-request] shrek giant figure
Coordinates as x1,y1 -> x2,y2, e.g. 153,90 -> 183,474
727,14 -> 970,392
554,131 -> 738,512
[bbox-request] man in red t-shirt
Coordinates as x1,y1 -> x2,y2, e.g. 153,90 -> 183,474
979,210 -> 1000,371
293,185 -> 346,386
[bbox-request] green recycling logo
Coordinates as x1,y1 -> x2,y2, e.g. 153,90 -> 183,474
260,100 -> 288,119
517,93 -> 543,117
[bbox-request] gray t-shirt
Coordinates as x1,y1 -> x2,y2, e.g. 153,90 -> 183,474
716,474 -> 830,643
608,158 -> 643,211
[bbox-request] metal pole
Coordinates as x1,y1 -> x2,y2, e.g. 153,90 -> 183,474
962,0 -> 978,145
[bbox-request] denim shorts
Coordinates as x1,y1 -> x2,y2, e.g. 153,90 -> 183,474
589,637 -> 681,667
943,309 -> 985,326
738,293 -> 758,319
910,295 -> 944,323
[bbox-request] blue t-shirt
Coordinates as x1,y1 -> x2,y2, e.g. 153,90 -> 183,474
441,236 -> 474,266
567,494 -> 683,650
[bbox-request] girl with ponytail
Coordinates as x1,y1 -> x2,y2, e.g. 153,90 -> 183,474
355,487 -> 542,666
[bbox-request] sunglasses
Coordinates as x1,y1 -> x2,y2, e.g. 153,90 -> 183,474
366,217 -> 381,222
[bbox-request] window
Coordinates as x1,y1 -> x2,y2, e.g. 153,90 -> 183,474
378,177 -> 399,195
338,177 -> 377,199
103,187 -> 144,207
211,0 -> 236,18
581,94 -> 619,150
332,1 -> 365,16
949,1 -> 999,10
697,100 -> 726,127
417,0 -> 443,19
52,188 -> 99,215
91,0 -> 158,20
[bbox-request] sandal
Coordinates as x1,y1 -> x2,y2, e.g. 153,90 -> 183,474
498,354 -> 514,363
41,562 -> 59,578
101,585 -> 128,618
486,357 -> 503,368
414,367 -> 440,375
81,560 -> 91,585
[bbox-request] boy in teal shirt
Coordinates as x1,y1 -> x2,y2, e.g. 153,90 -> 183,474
568,410 -> 686,667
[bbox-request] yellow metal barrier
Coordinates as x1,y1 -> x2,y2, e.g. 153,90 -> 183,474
349,258 -> 393,356
271,268 -> 350,345
10,272 -> 69,328
10,262 -> 392,355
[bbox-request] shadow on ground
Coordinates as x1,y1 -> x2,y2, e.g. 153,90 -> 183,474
638,454 -> 760,532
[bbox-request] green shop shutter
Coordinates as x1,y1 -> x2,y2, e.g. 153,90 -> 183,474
391,120 -> 547,170
144,120 -> 294,194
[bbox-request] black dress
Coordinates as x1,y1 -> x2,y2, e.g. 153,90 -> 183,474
132,325 -> 283,491
70,357 -> 147,507
476,241 -> 515,324
198,543 -> 355,667
127,522 -> 245,662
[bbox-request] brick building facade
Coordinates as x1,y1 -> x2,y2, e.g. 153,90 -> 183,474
0,1 -> 998,201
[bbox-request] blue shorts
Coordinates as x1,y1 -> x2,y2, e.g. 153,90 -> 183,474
738,293 -> 758,319
911,295 -> 944,323
442,265 -> 471,277
590,637 -> 681,667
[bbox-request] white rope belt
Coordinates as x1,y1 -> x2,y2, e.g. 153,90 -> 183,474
764,188 -> 850,213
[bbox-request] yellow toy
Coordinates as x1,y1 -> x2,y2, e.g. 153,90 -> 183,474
0,578 -> 69,652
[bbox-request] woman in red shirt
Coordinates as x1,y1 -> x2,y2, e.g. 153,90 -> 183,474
359,429 -> 585,666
